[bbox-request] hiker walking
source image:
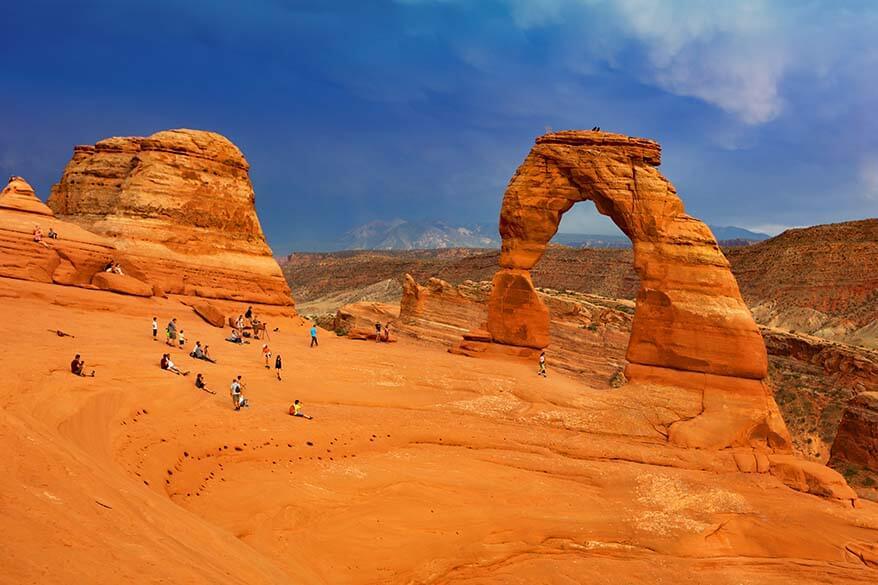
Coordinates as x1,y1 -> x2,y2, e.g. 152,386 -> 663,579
310,324 -> 318,348
275,354 -> 283,381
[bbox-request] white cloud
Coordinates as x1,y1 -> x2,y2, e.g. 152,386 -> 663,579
739,223 -> 802,236
404,0 -> 877,127
509,0 -> 789,124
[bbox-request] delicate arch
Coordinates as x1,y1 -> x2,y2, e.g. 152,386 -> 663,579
487,130 -> 767,380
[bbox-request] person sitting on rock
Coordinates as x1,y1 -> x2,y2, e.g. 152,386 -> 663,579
226,329 -> 244,344
194,373 -> 215,394
235,314 -> 245,331
47,227 -> 58,239
161,353 -> 188,376
230,375 -> 249,410
203,344 -> 216,362
33,225 -> 50,248
190,341 -> 216,363
104,259 -> 115,272
374,322 -> 382,343
245,306 -> 253,322
112,262 -> 124,275
289,399 -> 312,420
70,354 -> 95,377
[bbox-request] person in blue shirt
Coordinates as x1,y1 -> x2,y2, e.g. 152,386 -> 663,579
310,324 -> 318,347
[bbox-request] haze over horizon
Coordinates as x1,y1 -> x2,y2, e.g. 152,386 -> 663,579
3,0 -> 877,251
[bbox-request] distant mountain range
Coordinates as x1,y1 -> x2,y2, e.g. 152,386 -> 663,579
330,219 -> 770,251
335,219 -> 499,250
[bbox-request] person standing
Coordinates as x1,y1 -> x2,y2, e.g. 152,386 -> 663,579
374,321 -> 382,342
166,318 -> 177,347
262,344 -> 272,368
152,317 -> 158,341
275,354 -> 283,381
538,351 -> 547,378
310,324 -> 319,348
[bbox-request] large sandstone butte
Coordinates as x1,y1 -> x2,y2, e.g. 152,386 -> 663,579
485,130 -> 788,449
47,129 -> 293,306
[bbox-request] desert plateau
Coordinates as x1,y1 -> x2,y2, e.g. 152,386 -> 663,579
4,2 -> 878,583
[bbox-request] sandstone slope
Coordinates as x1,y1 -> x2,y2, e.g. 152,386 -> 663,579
3,276 -> 878,584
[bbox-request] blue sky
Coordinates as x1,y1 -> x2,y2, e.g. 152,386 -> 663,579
2,0 -> 877,251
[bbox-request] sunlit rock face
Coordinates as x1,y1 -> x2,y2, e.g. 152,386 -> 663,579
47,129 -> 293,306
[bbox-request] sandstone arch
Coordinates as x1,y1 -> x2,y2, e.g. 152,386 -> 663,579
488,130 -> 767,380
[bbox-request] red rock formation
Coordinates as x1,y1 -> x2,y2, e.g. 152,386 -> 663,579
0,176 -> 54,216
729,219 -> 878,348
398,275 -> 631,387
47,129 -> 293,306
0,176 -> 149,288
482,130 -> 789,451
400,274 -> 491,345
489,131 -> 765,377
830,392 -> 878,469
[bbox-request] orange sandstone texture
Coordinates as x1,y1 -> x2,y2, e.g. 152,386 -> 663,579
490,130 -> 764,377
0,176 -> 54,216
0,176 -> 148,288
47,129 -> 293,306
830,392 -> 878,473
485,130 -> 788,450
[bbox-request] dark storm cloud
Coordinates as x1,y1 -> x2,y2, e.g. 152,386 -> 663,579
2,0 -> 876,250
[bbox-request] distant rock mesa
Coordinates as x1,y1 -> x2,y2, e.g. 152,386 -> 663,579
47,129 -> 292,306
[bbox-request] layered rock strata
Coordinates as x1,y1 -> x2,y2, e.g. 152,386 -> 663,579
47,129 -> 293,306
829,392 -> 878,499
0,177 -> 147,288
482,130 -> 789,450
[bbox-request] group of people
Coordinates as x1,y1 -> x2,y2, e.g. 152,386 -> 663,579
103,259 -> 124,275
373,321 -> 393,342
32,224 -> 56,248
159,317 -> 186,348
68,307 -> 317,418
262,344 -> 283,380
227,306 -> 266,343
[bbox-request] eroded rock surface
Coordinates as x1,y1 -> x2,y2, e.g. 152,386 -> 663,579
732,219 -> 878,348
489,131 -> 765,377
0,176 -> 54,216
0,176 -> 138,287
482,130 -> 787,450
47,129 -> 293,306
